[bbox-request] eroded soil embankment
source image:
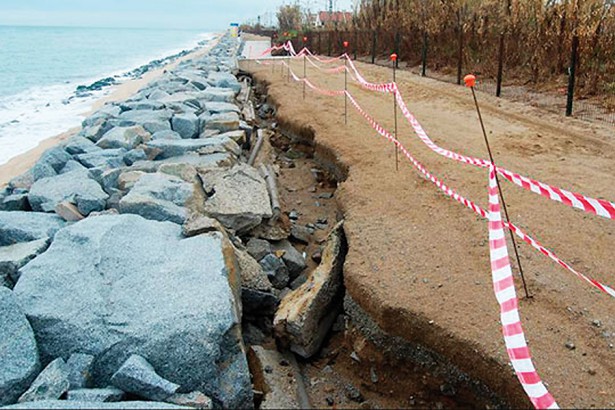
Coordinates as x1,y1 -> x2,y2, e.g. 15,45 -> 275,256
246,56 -> 615,409
251,77 -> 507,408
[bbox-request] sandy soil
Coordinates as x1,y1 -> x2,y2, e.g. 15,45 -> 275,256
0,34 -> 222,187
246,56 -> 615,408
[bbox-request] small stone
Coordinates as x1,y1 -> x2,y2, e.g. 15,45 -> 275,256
350,351 -> 361,363
279,359 -> 289,367
588,368 -> 597,376
288,210 -> 299,220
323,365 -> 333,374
246,238 -> 272,262
264,365 -> 273,374
592,320 -> 602,328
370,367 -> 378,384
54,201 -> 85,222
318,193 -> 334,199
317,217 -> 328,224
290,225 -> 311,244
308,187 -> 316,193
440,383 -> 456,397
345,383 -> 363,403
565,341 -> 576,350
259,254 -> 289,290
325,396 -> 335,406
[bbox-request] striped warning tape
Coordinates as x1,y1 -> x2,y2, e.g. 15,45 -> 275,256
488,165 -> 559,409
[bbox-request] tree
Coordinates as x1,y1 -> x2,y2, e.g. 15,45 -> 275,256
277,5 -> 303,32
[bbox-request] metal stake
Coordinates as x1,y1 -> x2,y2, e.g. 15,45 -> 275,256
344,56 -> 348,125
469,84 -> 531,299
303,54 -> 306,100
392,54 -> 399,171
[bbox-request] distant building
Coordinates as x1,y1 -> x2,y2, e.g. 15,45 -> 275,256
315,11 -> 353,28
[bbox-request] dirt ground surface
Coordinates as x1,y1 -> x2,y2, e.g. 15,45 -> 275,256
243,52 -> 615,408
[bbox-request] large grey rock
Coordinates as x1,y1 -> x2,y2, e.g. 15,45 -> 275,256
271,239 -> 307,279
97,126 -> 151,150
1,193 -> 30,211
64,137 -> 101,156
156,153 -> 236,171
274,222 -> 347,358
0,287 -> 40,405
13,215 -> 252,408
75,149 -> 127,169
28,170 -> 109,215
0,238 -> 50,286
60,160 -> 88,174
203,112 -> 239,133
110,354 -> 178,401
152,130 -> 182,141
201,164 -> 273,234
66,353 -> 95,390
206,72 -> 241,93
0,211 -> 65,246
67,387 -> 125,402
246,238 -> 272,262
204,101 -> 240,114
18,358 -> 69,403
202,87 -> 235,103
31,147 -> 72,182
119,173 -> 192,224
81,119 -> 114,143
259,254 -> 289,290
3,400 -> 190,409
146,135 -> 240,159
171,113 -> 199,139
120,101 -> 165,111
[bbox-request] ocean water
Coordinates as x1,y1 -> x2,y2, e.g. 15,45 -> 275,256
0,25 -> 216,166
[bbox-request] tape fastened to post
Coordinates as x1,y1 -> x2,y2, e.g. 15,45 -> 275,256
488,166 -> 558,410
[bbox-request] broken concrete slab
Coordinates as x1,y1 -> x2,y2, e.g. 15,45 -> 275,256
274,221 -> 347,358
182,214 -> 225,237
165,391 -> 213,410
200,164 -> 272,234
247,346 -> 301,409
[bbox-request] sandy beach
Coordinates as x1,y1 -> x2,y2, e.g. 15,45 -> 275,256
0,33 -> 222,187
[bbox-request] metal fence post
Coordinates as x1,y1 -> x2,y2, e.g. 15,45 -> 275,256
566,34 -> 579,117
421,31 -> 428,77
395,31 -> 401,69
371,30 -> 377,64
496,33 -> 505,97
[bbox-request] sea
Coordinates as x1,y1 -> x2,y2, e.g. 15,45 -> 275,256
0,25 -> 217,166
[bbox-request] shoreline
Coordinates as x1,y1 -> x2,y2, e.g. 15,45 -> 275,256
0,32 -> 223,187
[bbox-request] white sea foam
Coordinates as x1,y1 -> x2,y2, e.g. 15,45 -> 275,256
0,32 -> 216,167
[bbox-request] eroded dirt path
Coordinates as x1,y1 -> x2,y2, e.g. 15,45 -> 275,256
244,55 -> 615,408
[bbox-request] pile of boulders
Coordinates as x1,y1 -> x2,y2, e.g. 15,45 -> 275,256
0,33 -> 314,409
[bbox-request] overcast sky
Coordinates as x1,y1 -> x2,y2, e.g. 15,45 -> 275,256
0,0 -> 357,31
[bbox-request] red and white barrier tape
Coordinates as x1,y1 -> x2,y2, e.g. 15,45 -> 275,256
302,47 -> 615,221
488,166 -> 559,409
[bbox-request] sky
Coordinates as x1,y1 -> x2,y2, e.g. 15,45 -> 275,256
0,0 -> 356,31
